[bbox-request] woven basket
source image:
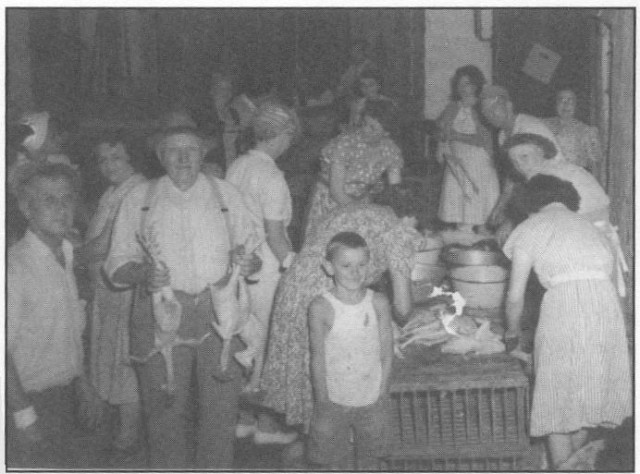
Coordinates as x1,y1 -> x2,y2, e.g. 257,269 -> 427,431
450,265 -> 508,309
381,450 -> 528,471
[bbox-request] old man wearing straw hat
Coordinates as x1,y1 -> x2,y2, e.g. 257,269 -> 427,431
104,125 -> 261,469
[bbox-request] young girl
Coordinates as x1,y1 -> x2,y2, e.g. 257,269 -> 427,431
307,231 -> 393,470
437,65 -> 499,234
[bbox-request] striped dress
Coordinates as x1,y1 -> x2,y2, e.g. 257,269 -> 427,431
503,204 -> 631,437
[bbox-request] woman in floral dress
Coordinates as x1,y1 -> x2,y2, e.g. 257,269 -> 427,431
261,202 -> 425,434
303,99 -> 404,243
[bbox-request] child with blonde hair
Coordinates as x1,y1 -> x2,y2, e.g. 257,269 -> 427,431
307,231 -> 393,470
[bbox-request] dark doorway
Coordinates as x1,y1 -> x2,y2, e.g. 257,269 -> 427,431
492,8 -> 601,123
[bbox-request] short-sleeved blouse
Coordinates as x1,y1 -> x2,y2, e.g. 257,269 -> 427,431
319,130 -> 403,197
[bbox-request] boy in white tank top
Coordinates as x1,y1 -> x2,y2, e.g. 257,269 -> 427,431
307,232 -> 393,470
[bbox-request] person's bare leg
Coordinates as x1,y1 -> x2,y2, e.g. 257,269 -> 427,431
570,429 -> 589,452
548,433 -> 573,469
114,400 -> 140,449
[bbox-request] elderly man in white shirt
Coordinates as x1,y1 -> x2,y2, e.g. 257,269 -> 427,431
8,164 -> 92,468
105,126 -> 261,469
480,84 -> 567,237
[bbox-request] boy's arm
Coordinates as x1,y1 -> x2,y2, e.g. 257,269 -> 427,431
308,296 -> 333,404
373,292 -> 394,395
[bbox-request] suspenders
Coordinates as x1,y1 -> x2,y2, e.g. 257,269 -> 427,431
140,176 -> 235,252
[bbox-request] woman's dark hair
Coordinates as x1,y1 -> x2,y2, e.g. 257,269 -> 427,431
362,98 -> 400,139
502,133 -> 558,161
93,129 -> 146,172
450,65 -> 486,101
514,174 -> 581,215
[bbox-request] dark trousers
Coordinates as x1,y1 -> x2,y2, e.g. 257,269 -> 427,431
132,288 -> 243,469
7,381 -> 94,469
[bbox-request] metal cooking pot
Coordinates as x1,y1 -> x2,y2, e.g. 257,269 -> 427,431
443,246 -> 506,267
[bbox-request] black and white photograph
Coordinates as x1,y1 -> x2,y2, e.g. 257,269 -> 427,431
4,6 -> 634,471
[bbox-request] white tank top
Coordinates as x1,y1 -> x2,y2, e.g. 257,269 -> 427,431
323,289 -> 382,407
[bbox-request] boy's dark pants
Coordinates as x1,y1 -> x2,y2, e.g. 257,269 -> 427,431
132,288 -> 243,469
308,396 -> 391,470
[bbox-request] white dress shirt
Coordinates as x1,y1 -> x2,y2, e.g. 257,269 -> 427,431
8,231 -> 86,392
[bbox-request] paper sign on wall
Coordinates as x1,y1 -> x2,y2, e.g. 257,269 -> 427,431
522,43 -> 561,85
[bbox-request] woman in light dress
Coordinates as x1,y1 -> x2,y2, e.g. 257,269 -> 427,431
437,65 -> 500,233
503,174 -> 631,470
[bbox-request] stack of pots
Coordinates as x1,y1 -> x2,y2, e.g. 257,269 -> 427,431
443,243 -> 510,309
410,232 -> 447,303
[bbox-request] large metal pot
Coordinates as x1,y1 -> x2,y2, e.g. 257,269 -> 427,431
443,246 -> 506,267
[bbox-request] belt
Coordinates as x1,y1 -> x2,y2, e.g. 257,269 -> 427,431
174,288 -> 211,306
548,270 -> 609,287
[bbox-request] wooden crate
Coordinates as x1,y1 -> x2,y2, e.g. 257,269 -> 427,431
381,446 -> 528,472
388,348 -> 529,454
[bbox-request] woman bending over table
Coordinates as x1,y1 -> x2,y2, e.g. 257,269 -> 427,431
503,174 -> 631,470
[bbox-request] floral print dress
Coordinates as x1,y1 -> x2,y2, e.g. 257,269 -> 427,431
303,130 -> 403,243
261,203 -> 424,431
